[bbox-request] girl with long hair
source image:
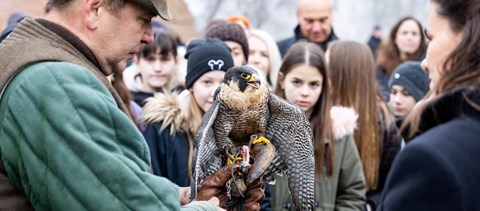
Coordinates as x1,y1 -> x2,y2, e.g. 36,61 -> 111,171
327,40 -> 401,211
270,41 -> 366,210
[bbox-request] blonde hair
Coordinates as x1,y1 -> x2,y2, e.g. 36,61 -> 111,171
184,91 -> 206,179
247,29 -> 282,92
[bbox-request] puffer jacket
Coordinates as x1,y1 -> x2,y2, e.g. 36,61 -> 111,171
270,106 -> 366,211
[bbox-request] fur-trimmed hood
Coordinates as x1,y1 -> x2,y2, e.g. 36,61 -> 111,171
141,90 -> 191,134
330,106 -> 358,141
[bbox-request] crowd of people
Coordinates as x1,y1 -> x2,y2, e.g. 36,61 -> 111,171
0,0 -> 479,210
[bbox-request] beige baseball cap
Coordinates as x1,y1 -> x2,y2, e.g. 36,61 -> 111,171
133,0 -> 171,20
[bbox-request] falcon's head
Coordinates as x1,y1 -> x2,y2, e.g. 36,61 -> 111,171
223,66 -> 262,93
217,66 -> 268,110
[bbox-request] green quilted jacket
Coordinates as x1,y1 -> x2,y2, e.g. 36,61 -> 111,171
0,18 -> 215,211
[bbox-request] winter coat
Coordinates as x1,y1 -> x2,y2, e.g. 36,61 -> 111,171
0,18 -> 215,211
142,90 -> 194,186
378,88 -> 480,211
270,107 -> 366,211
366,108 -> 402,210
277,25 -> 338,57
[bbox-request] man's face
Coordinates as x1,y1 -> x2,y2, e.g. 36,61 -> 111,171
95,2 -> 155,72
297,0 -> 333,43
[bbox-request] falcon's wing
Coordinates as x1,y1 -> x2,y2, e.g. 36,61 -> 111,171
265,92 -> 315,210
191,100 -> 224,200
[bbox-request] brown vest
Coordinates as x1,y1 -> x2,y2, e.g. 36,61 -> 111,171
0,18 -> 129,210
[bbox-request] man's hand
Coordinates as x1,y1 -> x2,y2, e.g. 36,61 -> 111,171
196,164 -> 265,211
179,187 -> 191,205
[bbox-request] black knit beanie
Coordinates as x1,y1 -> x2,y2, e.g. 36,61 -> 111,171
184,38 -> 234,89
388,61 -> 429,102
205,22 -> 249,62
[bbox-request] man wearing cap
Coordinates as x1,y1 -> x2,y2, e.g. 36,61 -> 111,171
0,0 -> 226,210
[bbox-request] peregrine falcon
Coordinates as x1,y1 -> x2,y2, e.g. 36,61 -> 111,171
191,66 -> 315,210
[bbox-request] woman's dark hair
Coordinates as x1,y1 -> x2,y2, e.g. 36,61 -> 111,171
138,29 -> 178,59
377,17 -> 427,76
275,41 -> 333,179
403,0 -> 480,139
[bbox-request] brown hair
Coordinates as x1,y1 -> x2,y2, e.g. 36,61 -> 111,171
403,0 -> 480,139
275,41 -> 333,179
328,40 -> 382,190
377,17 -> 427,77
138,29 -> 178,59
136,29 -> 180,92
110,62 -> 141,130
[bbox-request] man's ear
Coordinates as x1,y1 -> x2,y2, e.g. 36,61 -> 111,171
83,0 -> 103,30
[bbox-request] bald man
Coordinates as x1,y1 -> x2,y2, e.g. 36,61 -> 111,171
0,0 -> 222,210
277,0 -> 338,57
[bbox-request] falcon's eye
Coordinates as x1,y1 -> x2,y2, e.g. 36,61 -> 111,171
241,73 -> 250,79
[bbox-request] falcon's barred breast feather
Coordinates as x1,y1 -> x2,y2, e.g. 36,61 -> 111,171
191,66 -> 315,210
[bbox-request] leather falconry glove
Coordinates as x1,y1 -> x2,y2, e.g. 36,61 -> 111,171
196,164 -> 265,211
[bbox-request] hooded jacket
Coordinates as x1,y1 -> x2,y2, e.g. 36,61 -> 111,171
142,90 -> 194,186
270,106 -> 366,211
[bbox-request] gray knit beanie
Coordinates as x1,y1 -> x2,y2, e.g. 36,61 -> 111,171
388,61 -> 429,102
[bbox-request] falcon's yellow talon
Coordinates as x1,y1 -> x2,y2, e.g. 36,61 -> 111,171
252,136 -> 270,145
227,154 -> 243,165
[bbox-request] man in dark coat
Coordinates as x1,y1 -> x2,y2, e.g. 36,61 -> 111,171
277,0 -> 338,57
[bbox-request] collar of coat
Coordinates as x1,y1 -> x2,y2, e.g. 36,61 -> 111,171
0,17 -> 129,116
293,24 -> 338,50
410,87 -> 480,139
330,106 -> 358,141
142,90 -> 190,134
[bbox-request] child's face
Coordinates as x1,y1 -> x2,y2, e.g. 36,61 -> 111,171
248,36 -> 270,76
191,70 -> 225,113
280,64 -> 323,116
137,50 -> 177,92
224,41 -> 246,66
389,85 -> 417,117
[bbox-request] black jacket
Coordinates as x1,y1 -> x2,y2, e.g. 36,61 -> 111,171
143,122 -> 192,186
277,25 -> 338,57
379,88 -> 480,211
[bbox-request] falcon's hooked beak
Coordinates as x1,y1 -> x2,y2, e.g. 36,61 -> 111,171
247,74 -> 261,89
